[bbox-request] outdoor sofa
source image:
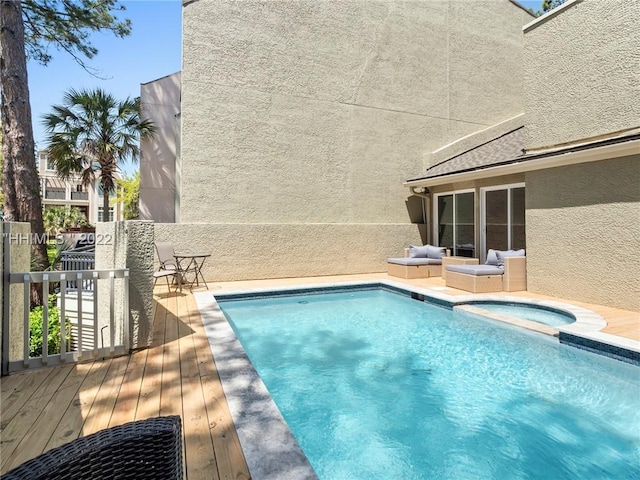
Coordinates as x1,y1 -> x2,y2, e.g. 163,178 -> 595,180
445,249 -> 526,293
3,416 -> 183,480
387,245 -> 449,278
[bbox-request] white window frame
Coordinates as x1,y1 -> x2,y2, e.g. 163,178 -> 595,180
479,182 -> 525,263
98,207 -> 115,222
432,189 -> 476,256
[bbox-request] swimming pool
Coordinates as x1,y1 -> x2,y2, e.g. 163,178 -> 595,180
215,288 -> 640,480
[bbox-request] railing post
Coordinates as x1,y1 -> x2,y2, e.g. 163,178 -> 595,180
42,274 -> 49,364
2,227 -> 10,376
92,271 -> 99,357
124,271 -> 130,352
109,271 -> 116,353
60,274 -> 67,357
2,222 -> 30,375
77,272 -> 83,360
22,274 -> 30,369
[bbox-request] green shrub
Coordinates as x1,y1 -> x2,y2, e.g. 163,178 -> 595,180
46,240 -> 58,267
29,294 -> 69,358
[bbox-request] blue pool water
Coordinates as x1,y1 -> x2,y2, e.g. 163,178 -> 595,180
219,289 -> 640,480
467,302 -> 575,327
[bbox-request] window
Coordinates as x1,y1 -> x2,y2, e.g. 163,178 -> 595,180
480,184 -> 526,262
38,152 -> 52,170
76,185 -> 83,192
98,207 -> 114,222
434,190 -> 475,257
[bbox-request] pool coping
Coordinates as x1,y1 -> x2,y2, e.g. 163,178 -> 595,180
195,291 -> 319,480
195,279 -> 640,480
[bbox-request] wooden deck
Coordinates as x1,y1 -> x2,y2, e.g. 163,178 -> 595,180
0,289 -> 250,479
1,273 -> 638,477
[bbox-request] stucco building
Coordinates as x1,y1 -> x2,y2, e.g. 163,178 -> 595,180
405,0 -> 640,311
140,0 -> 639,310
38,150 -> 123,225
139,72 -> 181,223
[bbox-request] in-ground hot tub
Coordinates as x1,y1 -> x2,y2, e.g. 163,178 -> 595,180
462,301 -> 575,327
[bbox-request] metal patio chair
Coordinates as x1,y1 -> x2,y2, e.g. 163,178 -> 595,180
154,241 -> 182,292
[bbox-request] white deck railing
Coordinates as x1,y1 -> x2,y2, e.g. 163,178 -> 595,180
4,269 -> 130,373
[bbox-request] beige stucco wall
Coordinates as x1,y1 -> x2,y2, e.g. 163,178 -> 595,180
525,155 -> 640,311
154,223 -> 425,281
524,0 -> 640,149
140,72 -> 181,223
181,0 -> 531,224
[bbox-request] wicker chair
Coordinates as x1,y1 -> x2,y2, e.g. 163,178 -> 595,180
387,246 -> 450,279
445,256 -> 527,293
3,416 -> 183,480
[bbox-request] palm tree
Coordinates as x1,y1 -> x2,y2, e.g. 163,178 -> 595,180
42,88 -> 154,220
43,206 -> 89,236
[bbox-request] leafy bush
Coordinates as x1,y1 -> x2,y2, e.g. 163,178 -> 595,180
43,206 -> 90,236
29,294 -> 69,358
116,172 -> 140,220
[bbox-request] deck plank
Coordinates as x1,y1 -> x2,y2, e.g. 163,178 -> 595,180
157,293 -> 189,477
109,347 -> 148,427
44,358 -> 112,452
81,354 -> 129,436
1,369 -> 31,396
185,293 -> 251,480
2,363 -> 91,470
0,364 -> 73,471
179,292 -> 220,480
134,294 -> 168,421
1,367 -> 55,426
159,293 -> 182,419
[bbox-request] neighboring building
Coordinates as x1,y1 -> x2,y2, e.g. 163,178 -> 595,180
38,150 -> 124,225
139,72 -> 181,223
141,0 -> 638,310
405,0 -> 640,311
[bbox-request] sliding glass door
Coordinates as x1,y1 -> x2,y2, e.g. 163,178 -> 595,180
435,190 -> 475,257
481,184 -> 525,262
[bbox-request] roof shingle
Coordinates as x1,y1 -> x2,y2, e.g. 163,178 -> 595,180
409,127 -> 525,181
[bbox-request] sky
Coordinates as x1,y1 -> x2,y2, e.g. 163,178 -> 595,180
28,0 -> 543,174
518,0 -> 544,12
28,0 -> 182,173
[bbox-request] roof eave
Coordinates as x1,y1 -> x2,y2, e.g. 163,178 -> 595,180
404,137 -> 640,188
523,0 -> 583,33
